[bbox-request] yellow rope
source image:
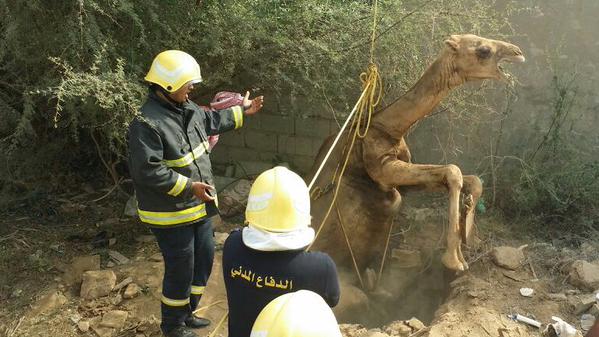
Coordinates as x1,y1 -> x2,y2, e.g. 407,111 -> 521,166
336,205 -> 365,289
377,216 -> 394,287
207,311 -> 228,337
192,300 -> 224,315
369,0 -> 379,64
308,0 -> 382,264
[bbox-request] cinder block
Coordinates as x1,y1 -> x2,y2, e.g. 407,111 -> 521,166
258,151 -> 278,162
217,132 -> 245,147
226,147 -> 263,162
234,161 -> 274,177
277,135 -> 295,155
278,135 -> 325,157
244,131 -> 277,152
209,145 -> 233,163
243,115 -> 262,130
292,155 -> 317,174
294,117 -> 333,138
295,137 -> 315,156
258,114 -> 294,134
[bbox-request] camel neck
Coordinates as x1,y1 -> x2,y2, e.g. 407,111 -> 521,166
372,51 -> 464,139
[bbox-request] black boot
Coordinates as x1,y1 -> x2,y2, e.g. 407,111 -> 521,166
164,326 -> 198,337
185,315 -> 211,328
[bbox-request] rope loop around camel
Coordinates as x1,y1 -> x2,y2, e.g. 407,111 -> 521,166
306,1 -> 399,290
308,0 -> 382,254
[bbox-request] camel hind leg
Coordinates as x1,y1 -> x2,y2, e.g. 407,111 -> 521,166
461,175 -> 483,246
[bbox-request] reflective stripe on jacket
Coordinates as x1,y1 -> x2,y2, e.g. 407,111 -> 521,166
128,90 -> 244,227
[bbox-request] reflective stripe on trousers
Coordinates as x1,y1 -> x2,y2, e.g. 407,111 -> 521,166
151,218 -> 214,333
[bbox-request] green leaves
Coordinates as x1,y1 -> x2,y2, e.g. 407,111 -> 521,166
0,0 -> 516,187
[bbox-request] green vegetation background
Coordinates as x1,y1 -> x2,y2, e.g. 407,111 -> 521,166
0,0 -> 597,237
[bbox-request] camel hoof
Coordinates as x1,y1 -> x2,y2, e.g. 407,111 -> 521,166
441,253 -> 465,271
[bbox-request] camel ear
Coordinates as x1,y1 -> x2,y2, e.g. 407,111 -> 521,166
444,35 -> 460,52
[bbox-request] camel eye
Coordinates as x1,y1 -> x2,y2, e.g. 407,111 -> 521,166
475,46 -> 492,59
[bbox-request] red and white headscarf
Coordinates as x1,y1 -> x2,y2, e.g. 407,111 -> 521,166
206,91 -> 244,150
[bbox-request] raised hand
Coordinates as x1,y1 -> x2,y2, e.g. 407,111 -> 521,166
243,91 -> 264,115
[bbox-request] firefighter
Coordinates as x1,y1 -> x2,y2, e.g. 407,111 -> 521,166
222,166 -> 340,337
128,50 -> 263,337
250,290 -> 343,337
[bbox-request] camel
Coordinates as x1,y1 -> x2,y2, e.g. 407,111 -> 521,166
308,34 -> 525,273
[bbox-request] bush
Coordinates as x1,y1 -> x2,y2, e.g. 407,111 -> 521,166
0,0 -> 518,193
500,64 -> 599,235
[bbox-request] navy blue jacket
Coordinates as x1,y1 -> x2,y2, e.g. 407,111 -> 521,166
223,230 -> 340,337
128,90 -> 243,227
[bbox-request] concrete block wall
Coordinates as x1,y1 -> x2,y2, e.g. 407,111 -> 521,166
210,108 -> 340,176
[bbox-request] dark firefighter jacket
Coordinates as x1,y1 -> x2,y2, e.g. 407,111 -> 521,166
128,90 -> 244,227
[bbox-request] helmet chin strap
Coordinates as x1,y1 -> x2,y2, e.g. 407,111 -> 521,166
152,84 -> 185,107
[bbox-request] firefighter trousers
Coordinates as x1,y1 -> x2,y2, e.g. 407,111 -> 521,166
151,217 -> 214,333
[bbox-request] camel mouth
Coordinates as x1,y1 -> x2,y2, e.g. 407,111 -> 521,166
497,54 -> 525,79
502,55 -> 526,63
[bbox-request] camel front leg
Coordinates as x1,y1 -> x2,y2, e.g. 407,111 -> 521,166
402,174 -> 482,248
370,160 -> 467,271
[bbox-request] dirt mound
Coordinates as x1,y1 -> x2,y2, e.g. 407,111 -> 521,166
1,200 -> 597,337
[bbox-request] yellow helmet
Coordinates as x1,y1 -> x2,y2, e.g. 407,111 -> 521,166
250,290 -> 342,337
144,50 -> 202,92
245,166 -> 311,232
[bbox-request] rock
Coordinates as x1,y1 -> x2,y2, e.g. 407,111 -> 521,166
582,242 -> 596,256
334,283 -> 369,321
150,253 -> 163,262
65,255 -> 101,285
569,260 -> 599,291
339,324 -> 368,337
124,195 -> 138,217
491,246 -> 525,270
123,283 -> 141,299
581,314 -> 595,331
114,277 -> 134,291
30,291 -> 67,316
547,293 -> 568,301
364,330 -> 390,337
78,320 -> 90,332
218,179 -> 252,217
111,294 -> 123,306
108,238 -> 117,247
108,250 -> 130,265
70,314 -> 81,324
91,320 -> 114,337
100,310 -> 128,329
384,321 -> 413,336
589,304 -> 599,316
391,249 -> 422,269
135,235 -> 154,243
107,261 -> 116,268
568,294 -> 597,314
80,270 -> 116,299
405,318 -> 425,331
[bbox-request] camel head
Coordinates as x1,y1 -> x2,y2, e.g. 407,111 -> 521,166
444,34 -> 525,82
